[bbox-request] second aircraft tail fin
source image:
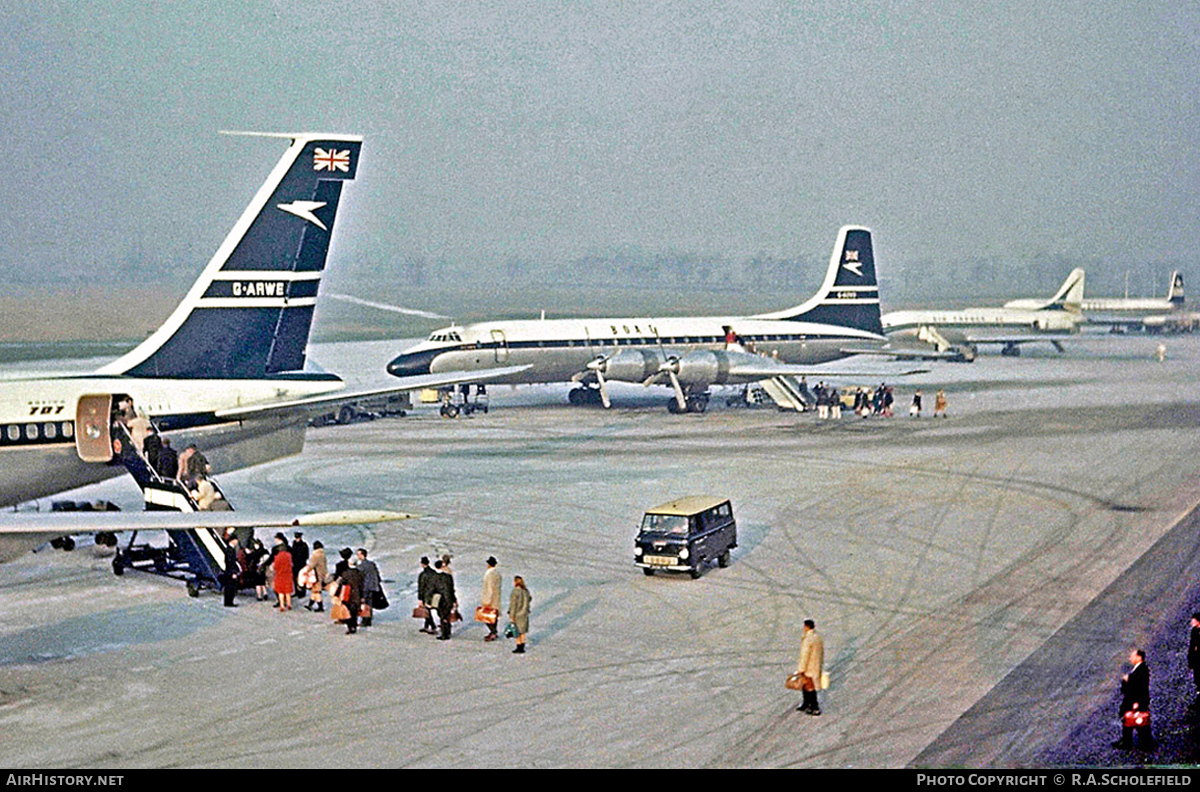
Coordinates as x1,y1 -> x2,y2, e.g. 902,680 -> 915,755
1168,271 -> 1185,305
1045,268 -> 1085,311
753,225 -> 883,336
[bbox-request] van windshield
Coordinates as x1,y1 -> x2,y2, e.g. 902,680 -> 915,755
639,514 -> 689,536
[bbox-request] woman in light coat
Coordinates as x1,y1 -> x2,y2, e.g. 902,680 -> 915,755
305,541 -> 328,613
508,575 -> 532,654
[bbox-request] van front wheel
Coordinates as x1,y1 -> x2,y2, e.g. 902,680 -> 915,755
690,565 -> 702,579
718,550 -> 730,568
642,568 -> 655,576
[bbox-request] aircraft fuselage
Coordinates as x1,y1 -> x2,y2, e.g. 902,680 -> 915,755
389,316 -> 887,383
0,374 -> 342,508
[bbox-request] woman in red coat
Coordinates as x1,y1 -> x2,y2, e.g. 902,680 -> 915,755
271,533 -> 295,611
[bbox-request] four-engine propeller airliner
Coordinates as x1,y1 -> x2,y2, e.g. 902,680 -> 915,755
881,268 -> 1086,358
0,132 -> 523,509
387,226 -> 893,412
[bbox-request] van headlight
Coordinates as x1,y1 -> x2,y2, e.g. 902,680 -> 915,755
678,547 -> 689,560
634,546 -> 643,557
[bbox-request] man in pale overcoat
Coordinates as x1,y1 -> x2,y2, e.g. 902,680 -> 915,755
796,619 -> 824,716
481,556 -> 502,642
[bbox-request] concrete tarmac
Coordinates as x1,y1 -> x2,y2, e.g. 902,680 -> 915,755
1,335 -> 1199,768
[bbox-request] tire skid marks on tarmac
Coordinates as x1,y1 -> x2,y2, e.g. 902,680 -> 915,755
713,453 -> 1124,767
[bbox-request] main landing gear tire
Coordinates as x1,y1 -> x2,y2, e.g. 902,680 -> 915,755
569,387 -> 603,406
440,403 -> 460,418
669,395 -> 710,414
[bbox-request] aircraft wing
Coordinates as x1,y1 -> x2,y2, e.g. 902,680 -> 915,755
841,345 -> 972,362
960,334 -> 1076,346
729,362 -> 928,379
214,365 -> 530,420
0,509 -> 417,563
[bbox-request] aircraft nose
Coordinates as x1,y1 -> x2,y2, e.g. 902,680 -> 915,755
387,352 -> 432,378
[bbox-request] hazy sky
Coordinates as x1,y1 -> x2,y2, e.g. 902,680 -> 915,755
1,1 -> 1197,292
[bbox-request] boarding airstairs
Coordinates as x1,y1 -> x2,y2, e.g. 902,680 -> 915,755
756,376 -> 813,412
108,421 -> 235,596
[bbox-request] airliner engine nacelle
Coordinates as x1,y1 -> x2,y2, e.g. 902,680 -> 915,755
1035,313 -> 1078,332
601,349 -> 665,383
668,350 -> 726,387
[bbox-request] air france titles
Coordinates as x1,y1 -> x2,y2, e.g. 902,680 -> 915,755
232,281 -> 286,298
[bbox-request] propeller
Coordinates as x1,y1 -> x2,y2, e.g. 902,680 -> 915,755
643,356 -> 687,412
584,355 -> 612,408
644,329 -> 687,412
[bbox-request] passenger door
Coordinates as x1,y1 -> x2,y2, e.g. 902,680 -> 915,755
491,329 -> 509,364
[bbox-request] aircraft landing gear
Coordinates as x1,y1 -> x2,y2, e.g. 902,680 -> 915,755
668,392 -> 709,413
1001,343 -> 1021,357
568,386 -> 604,406
440,385 -> 489,417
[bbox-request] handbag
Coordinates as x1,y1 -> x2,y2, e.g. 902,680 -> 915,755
475,606 -> 498,624
330,601 -> 351,622
503,621 -> 518,639
1123,708 -> 1150,728
785,673 -> 805,691
449,606 -> 462,623
412,603 -> 430,620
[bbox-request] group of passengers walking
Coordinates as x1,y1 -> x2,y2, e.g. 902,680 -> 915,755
801,381 -> 947,420
416,554 -> 532,653
219,531 -> 385,634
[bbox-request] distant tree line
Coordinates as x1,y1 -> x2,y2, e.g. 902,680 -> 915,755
3,243 -> 1190,309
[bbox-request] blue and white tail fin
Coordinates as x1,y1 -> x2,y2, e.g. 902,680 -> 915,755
1168,271 -> 1184,305
753,225 -> 883,335
97,133 -> 362,379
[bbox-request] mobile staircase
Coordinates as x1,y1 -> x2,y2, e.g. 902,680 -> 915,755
108,421 -> 236,597
756,375 -> 814,412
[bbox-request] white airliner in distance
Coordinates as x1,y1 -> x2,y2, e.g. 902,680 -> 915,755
881,268 -> 1086,358
0,132 -> 524,510
387,226 -> 899,412
1035,271 -> 1197,333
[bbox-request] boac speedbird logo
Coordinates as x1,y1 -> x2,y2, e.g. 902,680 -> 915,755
842,249 -> 863,277
313,148 -> 351,173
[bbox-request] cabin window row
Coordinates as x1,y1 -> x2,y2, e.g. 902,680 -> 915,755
502,335 -> 807,349
0,421 -> 75,444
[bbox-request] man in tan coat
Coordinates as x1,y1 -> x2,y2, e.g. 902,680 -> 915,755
796,619 -> 824,716
481,556 -> 502,641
